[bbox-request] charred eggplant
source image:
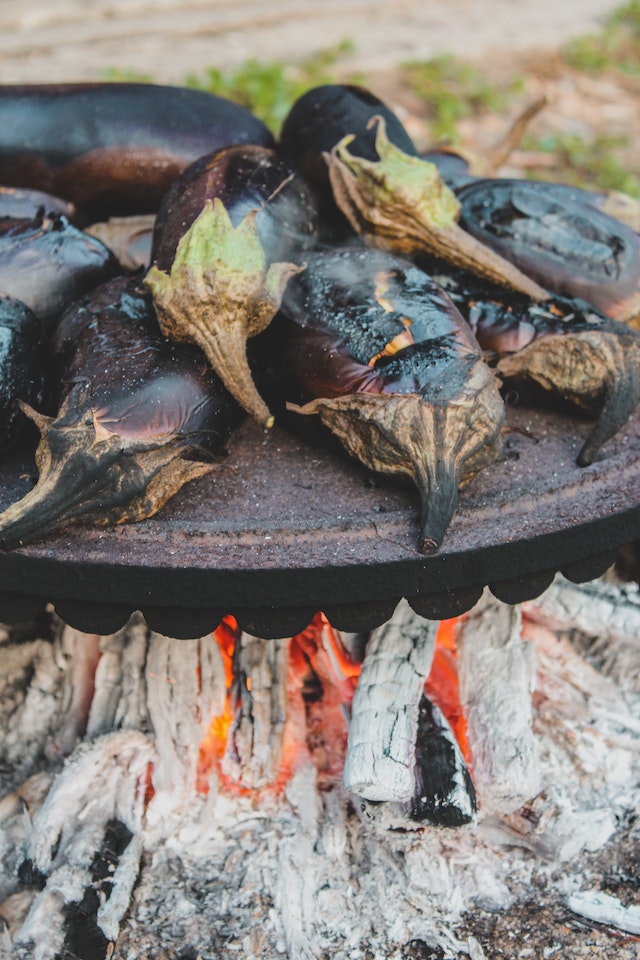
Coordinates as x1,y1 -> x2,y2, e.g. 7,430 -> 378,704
0,296 -> 47,455
0,213 -> 119,332
0,275 -> 243,550
432,264 -> 640,466
455,178 -> 640,324
258,245 -> 505,553
279,84 -> 547,299
145,145 -> 318,427
0,83 -> 274,219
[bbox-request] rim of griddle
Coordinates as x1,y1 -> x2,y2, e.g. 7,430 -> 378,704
0,401 -> 638,638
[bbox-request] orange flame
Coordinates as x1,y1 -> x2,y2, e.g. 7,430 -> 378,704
425,617 -> 471,766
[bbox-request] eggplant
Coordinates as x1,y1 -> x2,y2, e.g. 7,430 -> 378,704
455,178 -> 640,324
0,275 -> 243,550
0,213 -> 120,333
258,245 -> 505,554
0,296 -> 48,455
0,83 -> 274,220
145,144 -> 318,427
0,186 -> 77,222
278,84 -> 547,300
431,264 -> 640,466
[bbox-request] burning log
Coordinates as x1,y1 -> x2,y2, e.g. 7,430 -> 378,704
343,599 -> 438,802
523,573 -> 640,690
222,631 -> 290,790
455,591 -> 541,815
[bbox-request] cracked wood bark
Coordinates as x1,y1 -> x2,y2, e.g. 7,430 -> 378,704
222,632 -> 289,789
343,599 -> 438,802
456,591 -> 541,815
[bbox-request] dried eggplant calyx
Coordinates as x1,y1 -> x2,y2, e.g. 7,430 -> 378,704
145,198 -> 303,428
268,246 -> 505,554
0,395 -> 212,550
291,356 -> 503,554
325,117 -> 548,301
496,319 -> 640,467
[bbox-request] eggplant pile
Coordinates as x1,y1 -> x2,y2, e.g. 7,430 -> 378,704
0,79 -> 639,555
0,276 -> 243,550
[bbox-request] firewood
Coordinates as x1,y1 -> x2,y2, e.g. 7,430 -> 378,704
343,599 -> 438,802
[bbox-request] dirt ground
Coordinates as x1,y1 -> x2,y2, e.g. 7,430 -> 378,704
0,1 -> 624,85
0,0 -> 637,188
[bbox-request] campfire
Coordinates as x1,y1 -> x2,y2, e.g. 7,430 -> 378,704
1,570 -> 639,959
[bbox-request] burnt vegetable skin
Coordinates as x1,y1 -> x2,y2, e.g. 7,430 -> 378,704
0,275 -> 243,550
279,84 -> 547,300
0,296 -> 47,455
0,214 -> 119,333
455,178 -> 640,324
0,83 -> 274,219
259,246 -> 505,553
145,144 -> 318,427
432,265 -> 640,466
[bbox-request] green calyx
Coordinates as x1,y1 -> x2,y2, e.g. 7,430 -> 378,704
145,198 -> 303,427
327,115 -> 461,232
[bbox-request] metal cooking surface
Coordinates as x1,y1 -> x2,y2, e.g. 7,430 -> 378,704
0,401 -> 639,636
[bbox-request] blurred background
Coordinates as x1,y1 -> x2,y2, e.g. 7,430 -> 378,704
0,0 -> 638,196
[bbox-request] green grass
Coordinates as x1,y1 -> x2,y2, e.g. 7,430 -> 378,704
183,40 -> 357,132
400,54 -> 524,143
520,130 -> 640,197
562,0 -> 640,77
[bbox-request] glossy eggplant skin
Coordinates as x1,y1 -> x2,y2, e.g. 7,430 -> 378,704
0,296 -> 47,455
456,178 -> 640,322
51,275 -> 242,458
278,83 -> 417,230
0,214 -> 120,333
258,246 -> 505,554
0,83 -> 274,219
146,144 -> 318,426
0,186 -> 77,222
151,144 -> 318,270
0,275 -> 244,550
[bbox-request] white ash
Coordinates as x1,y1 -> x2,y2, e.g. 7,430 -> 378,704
0,577 -> 639,959
523,572 -> 640,690
456,590 -> 541,816
343,599 -> 438,802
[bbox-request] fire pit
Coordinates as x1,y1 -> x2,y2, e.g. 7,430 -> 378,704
1,348 -> 640,960
1,398 -> 639,638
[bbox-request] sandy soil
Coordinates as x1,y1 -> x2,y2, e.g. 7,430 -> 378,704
0,0 -> 624,85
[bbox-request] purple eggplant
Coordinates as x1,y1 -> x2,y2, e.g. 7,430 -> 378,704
0,275 -> 243,550
0,186 -> 77,222
430,264 -> 640,466
278,84 -> 547,300
0,213 -> 119,333
145,144 -> 318,427
258,245 -> 505,554
456,178 -> 640,324
0,296 -> 48,455
0,83 -> 274,220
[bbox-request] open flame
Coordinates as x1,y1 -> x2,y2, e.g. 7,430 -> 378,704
196,612 -> 470,799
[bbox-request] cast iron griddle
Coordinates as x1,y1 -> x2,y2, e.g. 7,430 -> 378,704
0,400 -> 639,638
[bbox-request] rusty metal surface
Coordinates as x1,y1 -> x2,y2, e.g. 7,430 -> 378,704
0,401 -> 639,637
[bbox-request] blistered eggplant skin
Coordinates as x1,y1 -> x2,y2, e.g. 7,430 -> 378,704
0,296 -> 47,454
151,144 -> 318,271
146,145 -> 318,426
0,83 -> 274,219
456,178 -> 640,323
0,214 -> 119,333
0,275 -> 243,550
259,246 -> 505,553
431,263 -> 640,465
